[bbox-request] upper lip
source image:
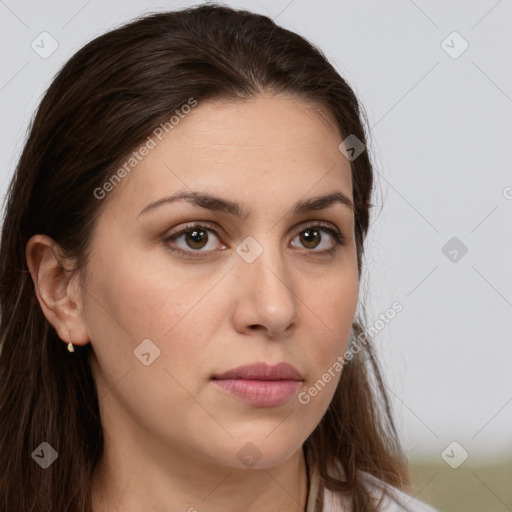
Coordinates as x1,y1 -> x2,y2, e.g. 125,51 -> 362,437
212,362 -> 303,381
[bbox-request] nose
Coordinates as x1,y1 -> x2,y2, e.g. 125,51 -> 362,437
231,241 -> 298,339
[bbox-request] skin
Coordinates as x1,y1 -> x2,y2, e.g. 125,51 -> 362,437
26,93 -> 358,512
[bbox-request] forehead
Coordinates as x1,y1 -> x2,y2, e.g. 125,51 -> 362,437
101,93 -> 352,218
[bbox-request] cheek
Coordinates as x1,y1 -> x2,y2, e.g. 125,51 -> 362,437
83,247 -> 223,437
299,268 -> 358,404
86,239 -> 209,334
309,266 -> 359,345
82,240 -> 234,396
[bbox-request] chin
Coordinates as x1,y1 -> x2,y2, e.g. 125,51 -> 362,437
219,428 -> 307,470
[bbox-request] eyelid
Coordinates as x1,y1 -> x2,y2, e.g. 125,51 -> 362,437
295,219 -> 339,233
164,221 -> 220,239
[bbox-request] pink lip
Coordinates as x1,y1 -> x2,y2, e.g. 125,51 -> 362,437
211,362 -> 303,407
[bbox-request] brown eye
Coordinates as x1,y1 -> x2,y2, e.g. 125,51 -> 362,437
299,228 -> 322,249
291,224 -> 347,252
163,222 -> 226,257
182,228 -> 209,250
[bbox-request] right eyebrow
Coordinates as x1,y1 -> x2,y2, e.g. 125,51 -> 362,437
137,191 -> 248,219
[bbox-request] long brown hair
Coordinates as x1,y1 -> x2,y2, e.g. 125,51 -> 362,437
0,4 -> 409,511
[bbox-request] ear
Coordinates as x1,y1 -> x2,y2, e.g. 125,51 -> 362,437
26,234 -> 90,348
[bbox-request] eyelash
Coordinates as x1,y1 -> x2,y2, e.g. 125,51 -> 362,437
163,221 -> 347,258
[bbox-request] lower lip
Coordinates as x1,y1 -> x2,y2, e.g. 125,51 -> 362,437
211,379 -> 302,407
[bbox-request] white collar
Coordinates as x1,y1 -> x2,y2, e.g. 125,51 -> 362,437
305,457 -> 438,512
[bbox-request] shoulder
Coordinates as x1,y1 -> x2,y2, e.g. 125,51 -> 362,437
362,472 -> 438,512
322,471 -> 438,512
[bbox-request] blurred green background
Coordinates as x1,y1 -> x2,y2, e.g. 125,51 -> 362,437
408,458 -> 512,511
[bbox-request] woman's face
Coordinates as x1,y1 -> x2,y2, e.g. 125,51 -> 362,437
81,93 -> 359,470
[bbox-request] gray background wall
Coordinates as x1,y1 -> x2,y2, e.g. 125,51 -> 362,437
1,0 -> 510,479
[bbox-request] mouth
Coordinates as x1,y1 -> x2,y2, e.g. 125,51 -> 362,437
210,362 -> 303,408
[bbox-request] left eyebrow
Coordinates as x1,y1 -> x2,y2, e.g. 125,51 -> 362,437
293,191 -> 354,215
136,190 -> 354,219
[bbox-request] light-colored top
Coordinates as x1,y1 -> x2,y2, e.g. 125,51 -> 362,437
305,460 -> 438,512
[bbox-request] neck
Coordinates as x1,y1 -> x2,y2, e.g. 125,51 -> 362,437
90,430 -> 309,512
